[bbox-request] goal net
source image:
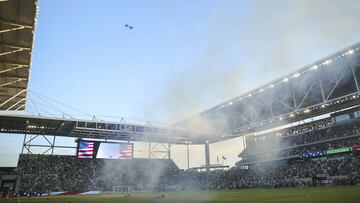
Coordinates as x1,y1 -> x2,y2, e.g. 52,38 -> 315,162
112,185 -> 134,193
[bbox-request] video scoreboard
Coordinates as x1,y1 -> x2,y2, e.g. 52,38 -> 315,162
77,140 -> 133,159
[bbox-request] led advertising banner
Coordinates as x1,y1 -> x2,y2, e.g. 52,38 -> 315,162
299,151 -> 324,159
352,145 -> 360,151
325,147 -> 350,155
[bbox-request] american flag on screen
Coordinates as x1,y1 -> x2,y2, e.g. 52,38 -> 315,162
118,144 -> 133,159
78,141 -> 94,158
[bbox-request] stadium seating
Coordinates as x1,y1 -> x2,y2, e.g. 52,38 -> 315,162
17,155 -> 179,193
220,118 -> 360,189
15,119 -> 360,193
211,154 -> 360,189
238,119 -> 360,163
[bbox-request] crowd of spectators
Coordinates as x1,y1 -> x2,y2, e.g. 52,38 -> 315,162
15,119 -> 360,193
0,167 -> 17,176
211,154 -> 360,189
17,155 -> 179,193
16,153 -> 360,193
240,137 -> 360,163
239,119 -> 360,163
0,167 -> 17,196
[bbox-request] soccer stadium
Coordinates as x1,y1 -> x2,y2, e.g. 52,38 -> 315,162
0,0 -> 360,202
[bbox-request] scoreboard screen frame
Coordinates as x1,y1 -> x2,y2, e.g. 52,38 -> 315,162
76,140 -> 134,159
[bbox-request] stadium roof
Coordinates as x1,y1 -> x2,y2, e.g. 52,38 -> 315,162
1,42 -> 360,144
0,112 -> 220,144
0,1 -> 359,144
177,42 -> 360,138
0,0 -> 38,111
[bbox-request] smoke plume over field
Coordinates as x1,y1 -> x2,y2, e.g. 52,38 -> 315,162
99,159 -> 171,190
153,0 -> 360,122
138,0 -> 360,169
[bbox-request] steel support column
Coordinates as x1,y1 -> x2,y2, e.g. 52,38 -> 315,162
187,143 -> 190,170
51,136 -> 56,155
168,143 -> 171,159
21,134 -> 27,154
205,141 -> 210,173
319,79 -> 326,102
351,65 -> 360,91
205,141 -> 210,189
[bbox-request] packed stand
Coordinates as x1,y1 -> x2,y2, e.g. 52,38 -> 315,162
239,119 -> 360,163
213,153 -> 360,189
15,119 -> 360,193
17,155 -> 179,193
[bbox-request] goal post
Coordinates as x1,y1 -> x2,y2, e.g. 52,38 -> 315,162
112,185 -> 134,193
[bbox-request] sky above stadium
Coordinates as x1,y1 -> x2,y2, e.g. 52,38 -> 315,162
1,0 -> 360,168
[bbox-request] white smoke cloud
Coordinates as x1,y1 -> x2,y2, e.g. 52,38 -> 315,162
144,0 -> 360,123
140,0 -> 360,169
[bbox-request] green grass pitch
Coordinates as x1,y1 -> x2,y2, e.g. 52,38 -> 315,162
1,186 -> 360,203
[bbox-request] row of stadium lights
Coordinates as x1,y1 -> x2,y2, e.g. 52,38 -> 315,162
219,48 -> 359,109
0,128 -> 52,133
0,124 -> 55,132
26,125 -> 55,130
